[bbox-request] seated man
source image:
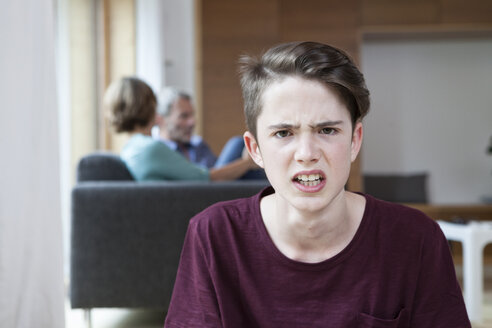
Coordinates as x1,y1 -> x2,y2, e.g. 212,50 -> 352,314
154,87 -> 265,179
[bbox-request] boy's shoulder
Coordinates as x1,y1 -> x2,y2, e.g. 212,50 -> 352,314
192,195 -> 256,224
365,193 -> 440,236
189,187 -> 272,234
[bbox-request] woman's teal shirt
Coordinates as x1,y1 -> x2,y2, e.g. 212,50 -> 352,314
121,134 -> 210,181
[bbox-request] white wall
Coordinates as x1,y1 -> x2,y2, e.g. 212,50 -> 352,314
136,0 -> 165,92
136,0 -> 195,95
161,0 -> 195,94
361,38 -> 492,204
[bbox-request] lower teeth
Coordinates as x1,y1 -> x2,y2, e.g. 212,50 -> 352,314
300,180 -> 320,186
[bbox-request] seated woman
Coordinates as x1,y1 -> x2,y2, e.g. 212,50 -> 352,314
104,76 -> 258,181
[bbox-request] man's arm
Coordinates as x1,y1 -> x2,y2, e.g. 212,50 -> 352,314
209,152 -> 257,181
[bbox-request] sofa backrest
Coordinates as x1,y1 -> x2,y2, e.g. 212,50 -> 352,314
77,152 -> 134,182
363,173 -> 428,203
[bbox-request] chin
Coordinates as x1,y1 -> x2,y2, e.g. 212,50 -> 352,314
289,197 -> 330,213
295,189 -> 344,209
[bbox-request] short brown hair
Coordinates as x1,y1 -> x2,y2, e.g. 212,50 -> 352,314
104,77 -> 157,133
239,41 -> 370,138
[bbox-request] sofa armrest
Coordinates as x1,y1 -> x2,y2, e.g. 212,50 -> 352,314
70,180 -> 269,309
77,152 -> 134,182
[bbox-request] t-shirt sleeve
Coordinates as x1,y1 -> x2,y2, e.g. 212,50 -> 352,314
140,141 -> 210,181
165,219 -> 222,328
410,220 -> 471,327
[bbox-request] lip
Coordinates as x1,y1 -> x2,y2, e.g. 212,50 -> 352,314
292,170 -> 326,193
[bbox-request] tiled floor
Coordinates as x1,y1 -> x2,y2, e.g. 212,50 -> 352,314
472,276 -> 492,328
65,305 -> 165,328
65,267 -> 492,328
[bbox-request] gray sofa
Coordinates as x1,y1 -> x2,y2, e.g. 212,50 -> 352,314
70,152 -> 269,310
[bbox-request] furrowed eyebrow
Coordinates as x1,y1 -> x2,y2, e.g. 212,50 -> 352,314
267,120 -> 344,130
311,120 -> 343,128
267,123 -> 300,130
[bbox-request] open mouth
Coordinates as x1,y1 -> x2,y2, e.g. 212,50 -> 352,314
293,173 -> 324,187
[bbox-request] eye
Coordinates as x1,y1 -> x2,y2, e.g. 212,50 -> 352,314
320,127 -> 337,135
274,130 -> 291,138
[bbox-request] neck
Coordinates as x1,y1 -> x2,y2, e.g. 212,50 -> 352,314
159,129 -> 171,140
261,191 -> 364,263
131,124 -> 152,136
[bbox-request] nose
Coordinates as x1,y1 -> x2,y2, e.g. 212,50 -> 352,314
294,134 -> 321,164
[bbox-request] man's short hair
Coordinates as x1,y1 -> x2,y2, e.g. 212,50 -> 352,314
157,87 -> 192,117
239,41 -> 370,138
104,77 -> 157,133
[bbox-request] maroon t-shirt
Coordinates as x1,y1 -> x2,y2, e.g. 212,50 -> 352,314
165,187 -> 470,328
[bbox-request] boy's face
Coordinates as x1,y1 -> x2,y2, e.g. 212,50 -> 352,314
244,76 -> 362,213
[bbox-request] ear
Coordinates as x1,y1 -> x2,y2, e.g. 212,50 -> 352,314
350,121 -> 363,162
243,131 -> 264,168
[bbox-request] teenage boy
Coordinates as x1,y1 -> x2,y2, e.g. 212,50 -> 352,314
164,41 -> 470,327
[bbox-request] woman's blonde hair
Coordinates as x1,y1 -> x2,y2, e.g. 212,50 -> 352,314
104,77 -> 157,133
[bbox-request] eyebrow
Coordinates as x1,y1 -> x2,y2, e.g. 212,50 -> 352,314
311,120 -> 343,128
267,120 -> 344,130
267,123 -> 300,130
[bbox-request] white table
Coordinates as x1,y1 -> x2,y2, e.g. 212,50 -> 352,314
437,220 -> 492,323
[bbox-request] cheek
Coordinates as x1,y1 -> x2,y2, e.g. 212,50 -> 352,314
255,143 -> 282,168
329,142 -> 354,166
262,142 -> 290,158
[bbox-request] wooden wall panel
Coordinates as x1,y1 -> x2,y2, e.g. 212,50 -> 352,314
360,0 -> 492,27
201,1 -> 280,154
70,0 -> 98,184
441,0 -> 492,24
106,0 -> 136,153
360,0 -> 440,26
203,1 -> 279,40
279,0 -> 359,58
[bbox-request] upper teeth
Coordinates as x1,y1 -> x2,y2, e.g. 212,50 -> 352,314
297,174 -> 321,182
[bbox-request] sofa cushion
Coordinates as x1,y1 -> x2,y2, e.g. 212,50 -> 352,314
77,152 -> 134,182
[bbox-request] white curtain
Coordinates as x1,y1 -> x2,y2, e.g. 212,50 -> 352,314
0,1 -> 65,327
